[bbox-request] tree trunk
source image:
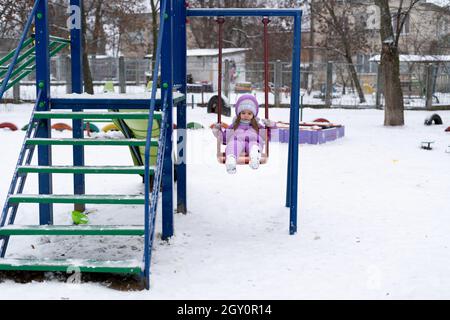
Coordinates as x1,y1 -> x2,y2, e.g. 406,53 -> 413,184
308,0 -> 315,94
91,2 -> 104,56
381,43 -> 404,125
345,55 -> 366,103
324,1 -> 366,104
339,72 -> 347,95
338,19 -> 366,103
375,0 -> 404,126
150,0 -> 159,72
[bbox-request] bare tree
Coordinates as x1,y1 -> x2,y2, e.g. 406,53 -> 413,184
190,0 -> 252,48
374,0 -> 421,126
0,0 -> 34,40
423,3 -> 450,55
188,0 -> 220,48
150,0 -> 160,71
80,0 -> 146,92
0,0 -> 71,47
311,0 -> 368,103
188,0 -> 264,49
188,0 -> 304,78
82,0 -> 146,55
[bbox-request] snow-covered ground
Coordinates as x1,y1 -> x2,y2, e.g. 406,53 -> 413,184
0,101 -> 449,299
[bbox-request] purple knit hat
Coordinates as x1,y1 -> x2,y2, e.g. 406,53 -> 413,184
235,94 -> 259,117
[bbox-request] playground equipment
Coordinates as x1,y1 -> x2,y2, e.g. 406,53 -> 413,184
21,123 -> 36,131
207,94 -> 231,117
146,81 -> 153,92
214,16 -> 272,165
103,81 -> 115,93
187,122 -> 204,129
424,113 -> 443,125
188,6 -> 302,238
234,82 -> 253,93
83,122 -> 99,133
111,114 -> 161,169
102,123 -> 119,132
0,35 -> 69,94
0,122 -> 18,131
421,141 -> 435,150
51,123 -> 72,131
0,0 -> 303,290
276,121 -> 345,145
313,118 -> 330,123
362,83 -> 375,94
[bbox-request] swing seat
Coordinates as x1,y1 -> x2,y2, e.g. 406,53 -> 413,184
213,16 -> 271,167
216,134 -> 269,165
217,152 -> 268,165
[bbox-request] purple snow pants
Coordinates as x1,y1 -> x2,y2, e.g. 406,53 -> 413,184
224,128 -> 265,158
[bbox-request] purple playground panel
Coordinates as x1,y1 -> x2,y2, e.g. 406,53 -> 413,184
275,126 -> 345,144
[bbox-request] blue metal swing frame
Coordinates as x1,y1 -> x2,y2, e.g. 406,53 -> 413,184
186,6 -> 302,235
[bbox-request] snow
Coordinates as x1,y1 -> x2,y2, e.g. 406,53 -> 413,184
185,48 -> 250,57
0,101 -> 450,299
145,48 -> 250,59
370,54 -> 450,63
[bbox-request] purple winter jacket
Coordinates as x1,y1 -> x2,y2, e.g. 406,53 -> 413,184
213,118 -> 275,146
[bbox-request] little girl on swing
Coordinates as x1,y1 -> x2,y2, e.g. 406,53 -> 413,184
212,94 -> 276,174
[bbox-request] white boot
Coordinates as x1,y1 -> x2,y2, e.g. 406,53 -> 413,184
225,155 -> 237,174
249,145 -> 261,169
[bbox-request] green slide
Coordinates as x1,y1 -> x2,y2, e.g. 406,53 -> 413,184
113,110 -> 160,167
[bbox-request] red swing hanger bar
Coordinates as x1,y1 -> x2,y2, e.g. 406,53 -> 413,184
216,17 -> 225,124
262,16 -> 270,157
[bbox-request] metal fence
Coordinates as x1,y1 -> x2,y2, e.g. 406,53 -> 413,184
4,55 -> 450,109
286,60 -> 450,109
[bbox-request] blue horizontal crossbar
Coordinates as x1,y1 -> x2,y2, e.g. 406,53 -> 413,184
187,8 -> 302,17
50,97 -> 185,110
51,98 -> 157,110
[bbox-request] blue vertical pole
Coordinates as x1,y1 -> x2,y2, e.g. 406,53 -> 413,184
286,106 -> 293,208
174,0 -> 187,214
161,0 -> 174,240
70,0 -> 85,212
35,0 -> 53,225
286,30 -> 296,208
288,12 -> 302,235
69,0 -> 83,93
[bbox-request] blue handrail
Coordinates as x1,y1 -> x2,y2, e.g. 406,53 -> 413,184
0,0 -> 41,101
143,0 -> 168,289
143,90 -> 169,289
0,90 -> 43,257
